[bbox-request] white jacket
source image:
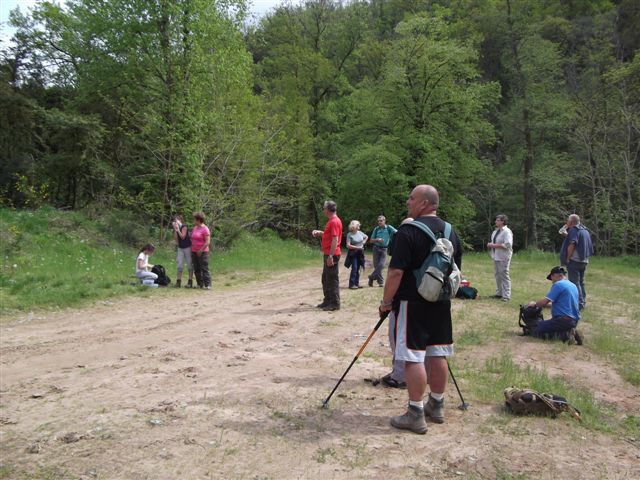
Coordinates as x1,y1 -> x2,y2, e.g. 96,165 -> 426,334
490,226 -> 513,261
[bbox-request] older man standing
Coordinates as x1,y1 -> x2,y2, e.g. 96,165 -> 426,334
368,215 -> 397,287
379,185 -> 462,434
560,214 -> 594,310
312,201 -> 343,311
487,214 -> 513,302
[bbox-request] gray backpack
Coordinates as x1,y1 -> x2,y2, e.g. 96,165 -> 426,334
408,221 -> 461,302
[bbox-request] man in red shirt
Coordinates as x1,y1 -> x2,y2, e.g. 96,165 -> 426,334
312,200 -> 343,311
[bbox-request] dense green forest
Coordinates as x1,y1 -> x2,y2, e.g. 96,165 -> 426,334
1,0 -> 638,254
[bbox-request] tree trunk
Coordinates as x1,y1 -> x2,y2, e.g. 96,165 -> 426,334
506,0 -> 537,248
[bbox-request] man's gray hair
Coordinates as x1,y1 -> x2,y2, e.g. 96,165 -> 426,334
496,214 -> 508,225
568,214 -> 580,225
323,200 -> 337,213
377,215 -> 386,221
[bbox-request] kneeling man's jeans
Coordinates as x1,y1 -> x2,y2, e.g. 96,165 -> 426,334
534,316 -> 577,342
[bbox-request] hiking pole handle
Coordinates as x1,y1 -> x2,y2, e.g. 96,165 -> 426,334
322,311 -> 389,408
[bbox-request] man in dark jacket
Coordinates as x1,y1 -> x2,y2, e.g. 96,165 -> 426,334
560,214 -> 594,310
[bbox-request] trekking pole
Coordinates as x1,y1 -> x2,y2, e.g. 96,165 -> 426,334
322,311 -> 390,408
447,359 -> 470,411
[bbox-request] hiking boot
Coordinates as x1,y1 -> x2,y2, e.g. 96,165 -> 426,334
349,286 -> 358,290
380,373 -> 406,389
186,280 -> 193,288
174,280 -> 181,288
424,394 -> 445,424
390,405 -> 428,434
378,282 -> 384,287
316,302 -> 328,308
368,278 -> 374,287
574,329 -> 584,345
322,304 -> 340,311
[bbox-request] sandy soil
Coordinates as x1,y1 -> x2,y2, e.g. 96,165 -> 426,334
1,266 -> 639,479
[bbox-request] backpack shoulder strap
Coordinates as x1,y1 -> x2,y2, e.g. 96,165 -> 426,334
443,222 -> 451,240
407,220 -> 437,243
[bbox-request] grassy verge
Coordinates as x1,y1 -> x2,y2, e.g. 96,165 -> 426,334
457,353 -> 633,435
456,252 -> 640,386
0,207 -> 317,316
449,251 -> 639,440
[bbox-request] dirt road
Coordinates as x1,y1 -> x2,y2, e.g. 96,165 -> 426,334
1,267 -> 638,479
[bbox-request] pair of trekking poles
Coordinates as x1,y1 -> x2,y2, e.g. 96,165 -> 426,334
322,311 -> 470,410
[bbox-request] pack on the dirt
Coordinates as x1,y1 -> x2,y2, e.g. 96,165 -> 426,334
504,387 -> 581,421
456,285 -> 478,300
151,264 -> 171,286
519,304 -> 543,336
408,221 -> 461,302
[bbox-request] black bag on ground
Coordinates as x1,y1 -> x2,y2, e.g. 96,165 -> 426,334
151,264 -> 171,286
519,304 -> 542,336
456,285 -> 478,299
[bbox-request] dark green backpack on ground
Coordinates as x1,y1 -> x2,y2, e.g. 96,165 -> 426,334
456,285 -> 478,299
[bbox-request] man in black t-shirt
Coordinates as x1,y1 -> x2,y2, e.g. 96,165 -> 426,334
379,185 -> 462,434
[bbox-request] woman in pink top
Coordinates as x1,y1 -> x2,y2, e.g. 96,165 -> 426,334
190,211 -> 211,289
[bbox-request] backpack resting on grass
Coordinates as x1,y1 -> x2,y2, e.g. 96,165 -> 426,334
504,387 -> 581,421
519,304 -> 543,336
151,264 -> 171,286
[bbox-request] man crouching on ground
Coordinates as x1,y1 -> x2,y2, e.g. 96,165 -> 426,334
379,185 -> 462,434
528,266 -> 583,345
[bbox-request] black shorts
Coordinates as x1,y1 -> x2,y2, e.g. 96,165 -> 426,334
393,299 -> 454,362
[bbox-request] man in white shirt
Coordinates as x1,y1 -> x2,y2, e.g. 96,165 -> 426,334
487,214 -> 513,302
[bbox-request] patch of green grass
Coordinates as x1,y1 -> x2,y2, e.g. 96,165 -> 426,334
0,465 -> 12,479
314,446 -> 337,463
213,229 -> 317,274
4,466 -> 73,480
361,350 -> 383,361
456,329 -> 483,346
621,414 -> 640,438
337,436 -> 373,470
0,207 -> 317,316
575,259 -> 640,386
494,468 -> 530,480
458,252 -> 640,388
462,354 -> 629,435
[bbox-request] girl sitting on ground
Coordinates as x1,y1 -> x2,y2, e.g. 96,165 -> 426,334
136,244 -> 158,287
